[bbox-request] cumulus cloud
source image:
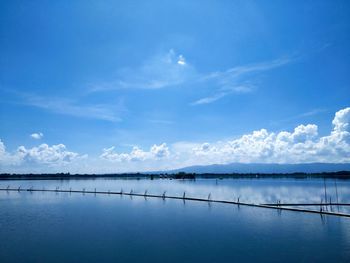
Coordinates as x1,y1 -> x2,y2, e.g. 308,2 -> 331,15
0,142 -> 84,167
99,107 -> 349,168
100,146 -> 147,162
98,107 -> 350,167
16,144 -> 82,165
0,139 -> 5,158
333,107 -> 350,132
0,139 -> 15,165
100,143 -> 169,162
1,108 -> 349,173
150,143 -> 170,158
30,132 -> 43,140
190,108 -> 350,164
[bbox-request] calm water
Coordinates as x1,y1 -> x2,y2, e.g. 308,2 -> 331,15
1,178 -> 350,262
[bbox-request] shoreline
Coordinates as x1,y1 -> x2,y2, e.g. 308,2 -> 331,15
1,171 -> 350,180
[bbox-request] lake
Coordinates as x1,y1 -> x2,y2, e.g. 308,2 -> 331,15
1,178 -> 350,262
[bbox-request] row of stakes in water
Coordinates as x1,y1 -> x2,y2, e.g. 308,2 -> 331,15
3,185 -> 246,203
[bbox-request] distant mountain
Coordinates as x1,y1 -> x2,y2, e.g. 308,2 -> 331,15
166,163 -> 350,174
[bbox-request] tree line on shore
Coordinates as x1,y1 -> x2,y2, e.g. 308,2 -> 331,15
1,171 -> 350,180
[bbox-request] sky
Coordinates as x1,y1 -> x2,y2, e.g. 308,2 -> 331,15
0,0 -> 350,173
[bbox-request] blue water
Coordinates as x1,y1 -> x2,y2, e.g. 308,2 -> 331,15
1,178 -> 350,262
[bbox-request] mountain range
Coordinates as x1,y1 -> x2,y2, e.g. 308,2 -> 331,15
165,163 -> 350,174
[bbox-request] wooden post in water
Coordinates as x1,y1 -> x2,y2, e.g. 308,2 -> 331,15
323,178 -> 328,209
334,179 -> 340,212
1,187 -> 350,218
330,197 -> 333,212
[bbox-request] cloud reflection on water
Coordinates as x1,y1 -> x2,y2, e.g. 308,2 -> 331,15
1,178 -> 350,212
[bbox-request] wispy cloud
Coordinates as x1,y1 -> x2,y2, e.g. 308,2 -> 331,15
202,57 -> 292,82
191,84 -> 255,105
6,90 -> 124,122
90,49 -> 195,92
191,57 -> 293,105
2,107 -> 349,173
88,49 -> 295,106
298,108 -> 327,118
191,92 -> 228,105
270,108 -> 328,126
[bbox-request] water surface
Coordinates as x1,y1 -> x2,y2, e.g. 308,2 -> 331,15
1,178 -> 349,262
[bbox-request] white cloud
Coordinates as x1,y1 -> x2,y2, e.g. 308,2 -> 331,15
271,108 -> 327,125
190,57 -> 292,105
90,50 -> 291,94
188,109 -> 350,164
0,142 -> 84,168
177,55 -> 186,65
16,144 -> 82,165
0,139 -> 17,166
333,107 -> 350,132
88,49 -> 294,106
0,139 -> 5,159
191,85 -> 254,105
202,57 -> 292,82
100,143 -> 170,162
99,108 -> 350,168
12,91 -> 123,122
91,50 -> 195,91
150,143 -> 170,158
190,92 -> 227,105
1,108 -> 349,173
230,85 -> 254,93
299,108 -> 327,118
30,132 -> 43,140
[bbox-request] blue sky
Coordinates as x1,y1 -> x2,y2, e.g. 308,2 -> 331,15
0,0 -> 350,173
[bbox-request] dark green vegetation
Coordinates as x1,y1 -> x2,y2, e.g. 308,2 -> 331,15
1,171 -> 350,180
